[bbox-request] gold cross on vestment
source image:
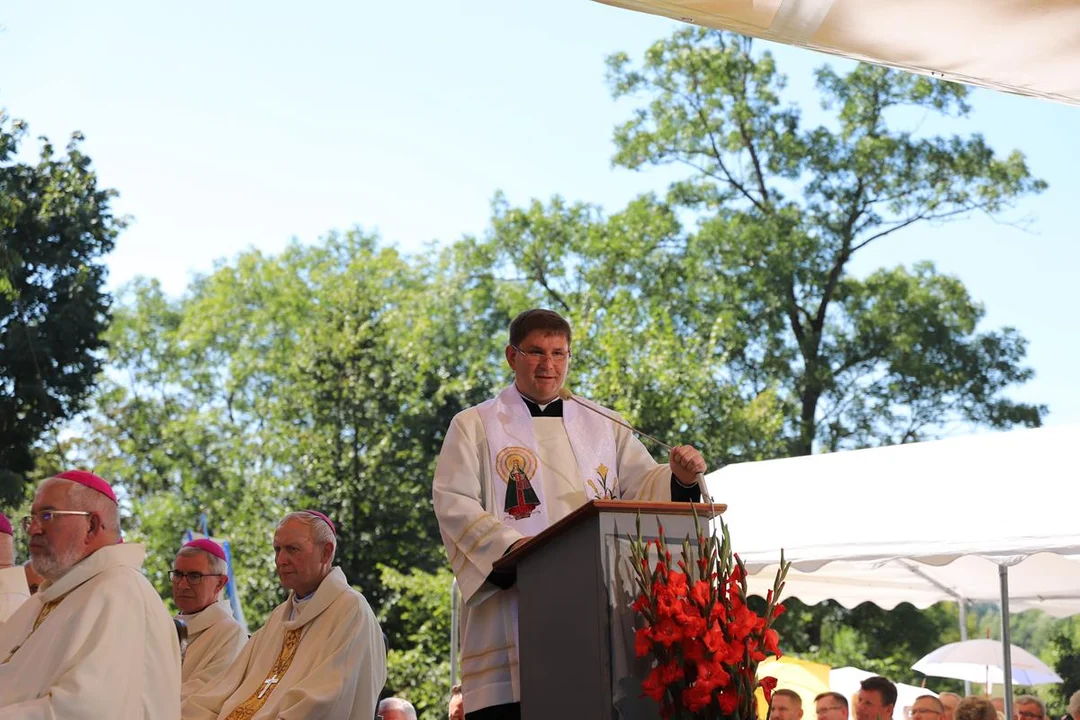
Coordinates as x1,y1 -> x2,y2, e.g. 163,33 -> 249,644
257,675 -> 279,699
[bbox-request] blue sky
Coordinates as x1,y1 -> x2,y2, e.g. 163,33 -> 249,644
2,0 -> 1077,427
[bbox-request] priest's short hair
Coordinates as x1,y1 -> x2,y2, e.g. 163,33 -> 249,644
376,696 -> 417,720
955,697 -> 997,720
279,511 -> 337,557
508,309 -> 571,346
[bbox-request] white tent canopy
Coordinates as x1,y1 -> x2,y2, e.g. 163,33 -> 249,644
704,424 -> 1080,712
594,0 -> 1080,106
703,424 -> 1080,616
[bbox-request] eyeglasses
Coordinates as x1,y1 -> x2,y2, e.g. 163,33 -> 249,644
511,345 -> 571,364
818,707 -> 846,715
21,510 -> 93,531
169,571 -> 227,585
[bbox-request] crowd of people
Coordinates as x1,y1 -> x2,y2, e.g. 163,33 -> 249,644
767,676 -> 1075,720
0,470 -> 387,718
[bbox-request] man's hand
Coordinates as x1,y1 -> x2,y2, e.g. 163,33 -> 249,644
669,445 -> 707,487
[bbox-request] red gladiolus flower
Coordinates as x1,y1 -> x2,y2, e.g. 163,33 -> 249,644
696,659 -> 731,691
651,617 -> 683,647
764,627 -> 782,657
635,626 -> 653,658
690,579 -> 710,607
682,637 -> 707,664
703,624 -> 726,654
667,571 -> 688,596
655,585 -> 679,618
759,675 -> 778,704
718,687 -> 740,715
682,683 -> 714,713
628,513 -> 791,719
641,666 -> 667,703
660,660 -> 684,685
677,611 -> 707,639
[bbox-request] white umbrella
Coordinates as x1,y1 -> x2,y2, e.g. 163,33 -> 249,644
912,639 -> 1063,686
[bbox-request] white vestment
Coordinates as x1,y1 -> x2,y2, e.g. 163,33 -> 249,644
179,600 -> 248,702
0,567 -> 29,626
181,567 -> 387,720
0,543 -> 182,719
432,391 -> 681,712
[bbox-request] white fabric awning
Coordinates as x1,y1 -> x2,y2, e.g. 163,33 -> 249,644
593,0 -> 1080,106
704,425 -> 1080,616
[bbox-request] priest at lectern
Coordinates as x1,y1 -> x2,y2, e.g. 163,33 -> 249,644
432,308 -> 707,720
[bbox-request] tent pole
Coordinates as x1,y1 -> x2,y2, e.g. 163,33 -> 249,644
959,599 -> 971,696
999,564 -> 1014,720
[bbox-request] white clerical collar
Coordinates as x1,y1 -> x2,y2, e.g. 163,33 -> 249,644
288,590 -> 315,621
517,389 -> 559,412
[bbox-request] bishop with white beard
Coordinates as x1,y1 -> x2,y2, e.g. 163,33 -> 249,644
0,470 -> 181,719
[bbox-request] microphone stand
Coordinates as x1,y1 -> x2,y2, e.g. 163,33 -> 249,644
558,388 -> 714,505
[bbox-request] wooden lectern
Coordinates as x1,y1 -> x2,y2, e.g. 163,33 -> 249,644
493,499 -> 725,720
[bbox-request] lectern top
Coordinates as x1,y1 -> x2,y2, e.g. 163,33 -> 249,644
493,499 -> 725,572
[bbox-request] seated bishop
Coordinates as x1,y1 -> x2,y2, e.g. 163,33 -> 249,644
182,510 -> 387,720
172,538 -> 248,702
0,470 -> 181,719
0,513 -> 29,626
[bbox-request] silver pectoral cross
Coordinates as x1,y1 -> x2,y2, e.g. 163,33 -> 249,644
257,675 -> 279,699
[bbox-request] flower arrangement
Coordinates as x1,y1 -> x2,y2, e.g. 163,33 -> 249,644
628,511 -> 791,719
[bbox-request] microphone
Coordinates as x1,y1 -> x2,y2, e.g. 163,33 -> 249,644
557,387 -> 713,504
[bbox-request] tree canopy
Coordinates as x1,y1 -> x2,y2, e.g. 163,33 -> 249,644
0,114 -> 124,505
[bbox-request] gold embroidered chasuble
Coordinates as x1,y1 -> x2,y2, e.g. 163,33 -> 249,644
181,567 -> 387,720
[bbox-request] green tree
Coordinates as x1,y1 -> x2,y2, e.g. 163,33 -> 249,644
1049,629 -> 1080,714
0,114 -> 124,505
378,565 -> 455,720
484,192 -> 789,465
604,28 -> 1047,454
79,231 -> 516,630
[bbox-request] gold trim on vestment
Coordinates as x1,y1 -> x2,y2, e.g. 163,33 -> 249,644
222,627 -> 303,720
451,513 -> 496,550
461,522 -> 502,558
461,658 -> 519,683
1,598 -> 64,665
459,643 -> 514,663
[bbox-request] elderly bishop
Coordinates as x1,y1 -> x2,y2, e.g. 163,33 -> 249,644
0,470 -> 181,719
173,538 -> 248,702
182,511 -> 386,720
